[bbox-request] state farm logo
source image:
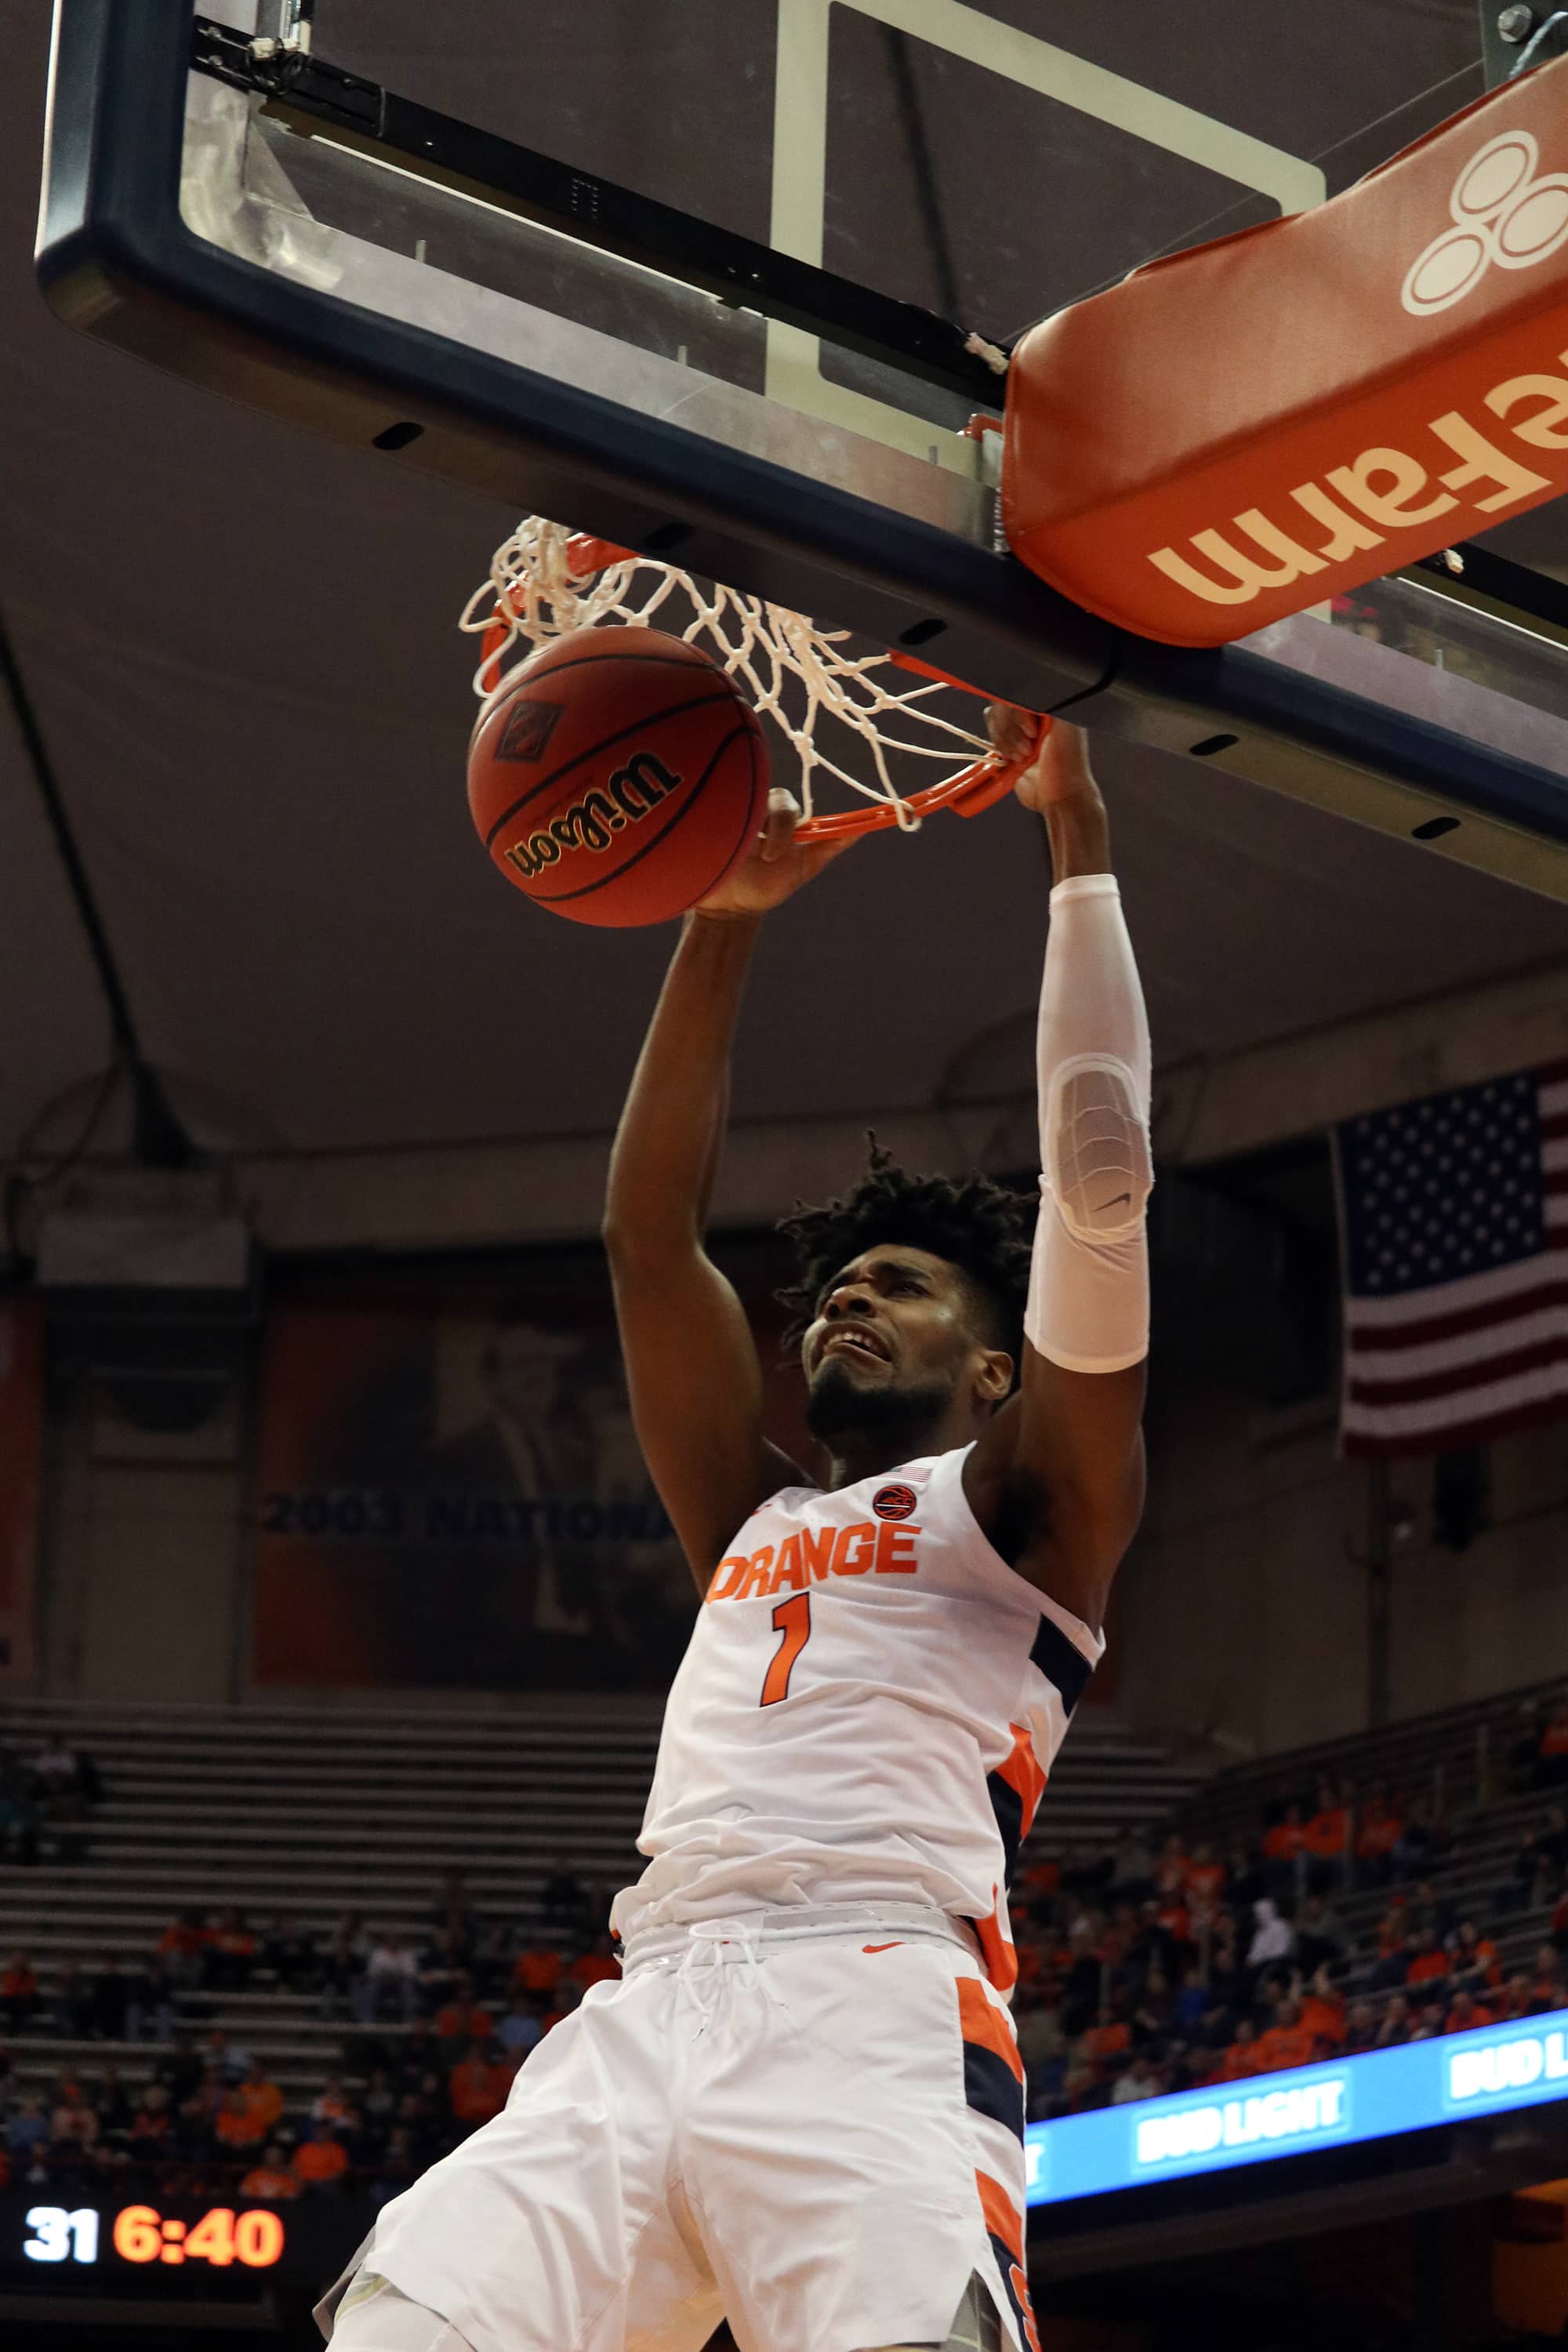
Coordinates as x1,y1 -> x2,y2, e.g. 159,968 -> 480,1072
1403,129 -> 1568,315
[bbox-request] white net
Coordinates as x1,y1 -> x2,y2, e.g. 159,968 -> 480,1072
459,517 -> 1017,836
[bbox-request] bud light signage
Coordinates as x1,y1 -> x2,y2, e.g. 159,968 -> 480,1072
1024,2006 -> 1568,2208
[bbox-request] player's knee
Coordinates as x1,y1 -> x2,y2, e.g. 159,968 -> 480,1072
326,2271 -> 477,2352
858,2270 -> 1005,2352
1046,1053 -> 1152,1243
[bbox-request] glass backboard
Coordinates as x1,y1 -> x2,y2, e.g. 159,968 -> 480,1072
37,0 -> 1568,896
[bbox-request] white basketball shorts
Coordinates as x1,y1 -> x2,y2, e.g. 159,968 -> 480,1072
315,1910 -> 1040,2352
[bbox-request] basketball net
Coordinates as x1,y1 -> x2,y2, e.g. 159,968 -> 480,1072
459,518 -> 1047,840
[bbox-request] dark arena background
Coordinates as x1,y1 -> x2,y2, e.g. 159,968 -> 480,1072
6,2 -> 1568,2347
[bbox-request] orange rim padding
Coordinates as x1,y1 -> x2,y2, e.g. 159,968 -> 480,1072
477,535 -> 1049,839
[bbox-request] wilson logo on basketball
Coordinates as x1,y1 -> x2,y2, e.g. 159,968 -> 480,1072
495,698 -> 567,762
501,749 -> 681,880
872,1483 -> 918,1522
1403,129 -> 1568,317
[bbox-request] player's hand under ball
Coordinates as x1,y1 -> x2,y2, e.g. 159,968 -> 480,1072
985,705 -> 1098,814
693,788 -> 850,920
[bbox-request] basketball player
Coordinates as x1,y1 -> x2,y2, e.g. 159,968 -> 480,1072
317,711 -> 1152,2352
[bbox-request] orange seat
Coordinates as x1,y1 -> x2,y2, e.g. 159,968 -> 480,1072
1004,56 -> 1568,646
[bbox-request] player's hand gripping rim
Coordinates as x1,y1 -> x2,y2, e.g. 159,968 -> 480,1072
692,788 -> 851,921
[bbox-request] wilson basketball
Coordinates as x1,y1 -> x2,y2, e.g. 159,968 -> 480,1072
468,626 -> 769,926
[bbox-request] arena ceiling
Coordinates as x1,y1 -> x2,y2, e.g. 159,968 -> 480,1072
3,0 -> 1568,1251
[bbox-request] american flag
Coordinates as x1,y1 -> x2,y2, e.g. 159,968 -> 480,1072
1332,1060 -> 1568,1456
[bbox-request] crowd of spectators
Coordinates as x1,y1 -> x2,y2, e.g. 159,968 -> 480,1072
0,1862 -> 621,2208
8,1708 -> 1568,2201
1013,1765 -> 1568,2124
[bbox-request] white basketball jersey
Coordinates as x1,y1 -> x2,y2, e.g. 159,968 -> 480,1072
611,1443 -> 1103,1991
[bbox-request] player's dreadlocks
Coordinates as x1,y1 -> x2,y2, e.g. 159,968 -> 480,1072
776,1140 -> 1034,1378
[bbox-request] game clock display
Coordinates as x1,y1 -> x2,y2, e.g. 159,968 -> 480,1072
24,2202 -> 285,2270
0,2190 -> 368,2299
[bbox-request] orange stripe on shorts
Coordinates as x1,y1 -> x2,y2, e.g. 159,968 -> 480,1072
975,2169 -> 1024,2267
958,1977 -> 1024,2085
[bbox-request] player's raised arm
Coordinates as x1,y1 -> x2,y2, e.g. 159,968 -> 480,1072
603,790 -> 846,1593
965,717 -> 1150,1635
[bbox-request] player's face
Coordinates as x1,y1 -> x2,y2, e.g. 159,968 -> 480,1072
802,1246 -> 994,1432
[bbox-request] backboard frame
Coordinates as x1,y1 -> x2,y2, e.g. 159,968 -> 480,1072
34,0 -> 1568,902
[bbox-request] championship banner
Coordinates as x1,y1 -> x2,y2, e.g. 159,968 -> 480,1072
251,1250 -> 798,1694
0,1301 -> 42,1686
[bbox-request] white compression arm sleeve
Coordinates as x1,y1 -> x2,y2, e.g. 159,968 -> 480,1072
1025,873 -> 1152,1374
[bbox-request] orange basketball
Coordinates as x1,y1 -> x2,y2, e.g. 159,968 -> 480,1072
467,626 -> 769,926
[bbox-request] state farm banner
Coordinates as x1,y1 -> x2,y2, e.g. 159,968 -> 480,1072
0,1301 -> 42,1685
252,1250 -> 795,1695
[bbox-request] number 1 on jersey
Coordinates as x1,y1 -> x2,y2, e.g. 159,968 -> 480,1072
760,1592 -> 811,1706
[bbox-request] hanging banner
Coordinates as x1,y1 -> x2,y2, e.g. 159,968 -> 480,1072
251,1248 -> 798,1694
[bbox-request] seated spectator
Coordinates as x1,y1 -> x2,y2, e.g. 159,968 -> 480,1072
215,2085 -> 267,2154
1301,1779 -> 1348,1889
1526,1946 -> 1566,2014
1294,1894 -> 1348,1975
311,2073 -> 360,2133
156,1910 -> 212,1991
6,2094 -> 49,2162
368,2122 -> 421,2204
356,1928 -> 422,2026
569,1935 -> 622,1996
238,2061 -> 285,2141
1253,1996 -> 1317,2074
240,2141 -> 300,2201
496,1994 -> 543,2062
420,1924 -> 471,2011
1539,1704 -> 1568,1788
1373,1994 -> 1413,2049
1111,2053 -> 1163,2105
207,1909 -> 257,1993
435,1974 -> 493,2053
1132,1968 -> 1174,2046
201,2024 -> 252,2085
293,2118 -> 350,2191
1261,1806 -> 1306,1900
1404,1930 -> 1450,1994
1219,2020 -> 1262,2081
471,1923 -> 514,2002
1341,1999 -> 1378,2055
1,1951 -> 39,2032
1185,1842 -> 1225,1904
1246,1900 -> 1295,1976
49,2078 -> 98,2151
1445,1989 -> 1493,2034
1494,1973 -> 1534,2022
29,1737 -> 81,1795
1080,2004 -> 1131,2071
1298,1966 -> 1346,2053
449,2038 -> 510,2131
1152,1835 -> 1189,1902
394,2022 -> 440,2089
1355,1790 -> 1403,1886
1409,2001 -> 1447,2042
1451,1919 -> 1502,1993
127,2083 -> 174,2159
